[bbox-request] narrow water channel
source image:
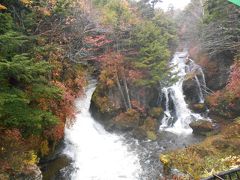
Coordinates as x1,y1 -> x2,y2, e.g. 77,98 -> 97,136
62,82 -> 142,179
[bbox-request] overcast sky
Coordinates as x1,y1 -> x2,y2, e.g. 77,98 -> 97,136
157,0 -> 191,11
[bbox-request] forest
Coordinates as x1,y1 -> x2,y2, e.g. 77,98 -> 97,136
0,0 -> 239,179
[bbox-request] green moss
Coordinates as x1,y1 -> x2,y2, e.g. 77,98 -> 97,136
146,131 -> 157,141
149,107 -> 163,118
142,117 -> 158,131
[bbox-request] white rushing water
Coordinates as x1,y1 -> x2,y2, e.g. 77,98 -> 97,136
160,52 -> 206,134
63,82 -> 141,180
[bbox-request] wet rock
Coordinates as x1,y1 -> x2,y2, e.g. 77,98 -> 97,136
190,103 -> 207,113
132,128 -> 147,140
189,120 -> 214,135
41,154 -> 72,180
182,78 -> 201,104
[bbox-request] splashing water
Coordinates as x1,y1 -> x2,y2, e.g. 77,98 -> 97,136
63,82 -> 141,180
160,52 -> 207,134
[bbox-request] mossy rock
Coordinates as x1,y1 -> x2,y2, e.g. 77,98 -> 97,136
146,131 -> 157,141
149,107 -> 163,118
190,103 -> 207,113
112,109 -> 140,131
189,120 -> 214,136
143,117 -> 159,131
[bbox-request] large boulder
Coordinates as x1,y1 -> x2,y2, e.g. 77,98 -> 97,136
182,78 -> 201,104
111,109 -> 140,131
190,120 -> 214,135
132,128 -> 147,140
132,117 -> 159,140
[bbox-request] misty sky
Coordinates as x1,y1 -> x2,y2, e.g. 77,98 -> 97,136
158,0 -> 191,10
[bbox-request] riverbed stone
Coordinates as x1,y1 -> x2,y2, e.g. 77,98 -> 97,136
190,120 -> 214,135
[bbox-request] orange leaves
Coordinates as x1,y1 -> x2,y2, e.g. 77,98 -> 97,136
98,51 -> 125,87
0,4 -> 7,10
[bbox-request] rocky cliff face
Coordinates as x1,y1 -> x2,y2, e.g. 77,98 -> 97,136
189,46 -> 234,91
90,82 -> 163,140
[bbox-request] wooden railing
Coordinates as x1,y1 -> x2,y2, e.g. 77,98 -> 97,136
202,167 -> 240,180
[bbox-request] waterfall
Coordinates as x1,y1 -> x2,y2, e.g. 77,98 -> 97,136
62,82 -> 141,180
160,52 -> 207,134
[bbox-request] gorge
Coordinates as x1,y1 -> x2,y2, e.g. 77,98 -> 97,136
0,0 -> 240,179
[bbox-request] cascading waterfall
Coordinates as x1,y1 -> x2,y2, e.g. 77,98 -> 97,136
160,52 -> 207,134
62,82 -> 141,180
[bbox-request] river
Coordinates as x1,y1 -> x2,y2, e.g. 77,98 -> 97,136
41,52 -> 206,180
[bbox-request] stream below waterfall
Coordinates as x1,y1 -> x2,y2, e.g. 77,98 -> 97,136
41,52 -> 207,180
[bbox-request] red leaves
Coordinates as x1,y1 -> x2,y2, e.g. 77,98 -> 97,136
99,51 -> 124,65
43,122 -> 65,141
2,129 -> 22,142
227,60 -> 240,98
207,90 -> 222,107
85,35 -> 112,48
128,69 -> 144,81
82,35 -> 113,61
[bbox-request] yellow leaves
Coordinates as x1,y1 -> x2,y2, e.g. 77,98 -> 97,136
40,140 -> 50,157
160,154 -> 170,166
20,0 -> 32,5
24,151 -> 38,165
0,4 -> 7,10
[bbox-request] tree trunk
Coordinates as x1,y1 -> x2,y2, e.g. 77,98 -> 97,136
116,72 -> 128,110
122,70 -> 132,109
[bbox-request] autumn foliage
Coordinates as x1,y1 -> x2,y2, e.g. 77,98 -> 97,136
207,60 -> 240,118
0,0 -> 90,176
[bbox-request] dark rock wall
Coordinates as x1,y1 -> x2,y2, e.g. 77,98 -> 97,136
189,46 -> 234,91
